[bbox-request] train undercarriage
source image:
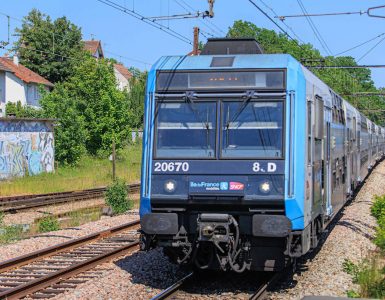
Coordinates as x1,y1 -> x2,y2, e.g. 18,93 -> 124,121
140,211 -> 323,272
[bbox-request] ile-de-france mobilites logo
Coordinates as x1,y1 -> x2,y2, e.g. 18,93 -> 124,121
220,182 -> 228,190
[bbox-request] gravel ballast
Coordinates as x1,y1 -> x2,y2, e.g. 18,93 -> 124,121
0,212 -> 139,262
54,161 -> 385,300
270,161 -> 384,299
2,161 -> 384,299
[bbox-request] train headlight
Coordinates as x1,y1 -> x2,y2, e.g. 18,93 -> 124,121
164,180 -> 176,193
259,181 -> 271,194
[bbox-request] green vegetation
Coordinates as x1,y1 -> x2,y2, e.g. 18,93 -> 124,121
14,9 -> 84,83
5,102 -> 44,118
105,179 -> 132,214
37,216 -> 60,233
0,144 -> 141,196
227,21 -> 385,125
66,207 -> 102,227
343,257 -> 385,298
0,212 -> 25,244
11,9 -> 147,166
343,195 -> 385,298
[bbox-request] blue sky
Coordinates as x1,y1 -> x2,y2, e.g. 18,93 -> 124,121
0,0 -> 384,87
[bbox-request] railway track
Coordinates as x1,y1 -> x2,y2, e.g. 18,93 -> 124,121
0,183 -> 140,213
0,219 -> 140,299
151,270 -> 284,300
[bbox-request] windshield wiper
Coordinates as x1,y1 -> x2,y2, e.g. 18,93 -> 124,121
225,90 -> 255,129
184,91 -> 210,131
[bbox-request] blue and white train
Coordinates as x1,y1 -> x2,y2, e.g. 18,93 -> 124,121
139,39 -> 385,272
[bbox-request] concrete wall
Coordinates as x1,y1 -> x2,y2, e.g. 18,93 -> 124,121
0,119 -> 54,180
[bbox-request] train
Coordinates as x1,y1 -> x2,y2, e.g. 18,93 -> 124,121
139,38 -> 385,272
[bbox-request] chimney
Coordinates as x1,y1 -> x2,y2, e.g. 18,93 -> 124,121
13,55 -> 19,66
193,27 -> 200,56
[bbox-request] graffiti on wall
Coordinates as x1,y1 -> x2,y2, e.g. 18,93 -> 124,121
0,120 -> 54,180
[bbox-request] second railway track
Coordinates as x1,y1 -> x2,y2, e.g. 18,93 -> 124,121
0,219 -> 140,299
0,183 -> 140,213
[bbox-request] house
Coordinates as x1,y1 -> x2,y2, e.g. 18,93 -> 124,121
0,56 -> 54,117
83,40 -> 132,91
114,63 -> 132,91
83,40 -> 104,59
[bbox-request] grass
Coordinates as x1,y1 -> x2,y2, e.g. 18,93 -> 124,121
343,194 -> 385,298
0,143 -> 142,196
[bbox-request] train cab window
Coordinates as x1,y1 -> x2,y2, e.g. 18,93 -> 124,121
221,101 -> 284,158
155,102 -> 217,158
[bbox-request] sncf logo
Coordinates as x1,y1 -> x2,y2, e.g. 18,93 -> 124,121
230,182 -> 244,191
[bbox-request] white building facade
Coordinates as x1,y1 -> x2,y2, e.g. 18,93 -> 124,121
0,56 -> 53,117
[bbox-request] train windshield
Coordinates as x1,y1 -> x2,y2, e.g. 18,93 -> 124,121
155,102 -> 216,158
222,101 -> 284,158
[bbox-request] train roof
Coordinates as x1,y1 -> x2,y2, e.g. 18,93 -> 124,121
153,54 -> 300,71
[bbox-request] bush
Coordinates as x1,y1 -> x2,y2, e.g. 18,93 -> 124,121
105,179 -> 131,214
38,216 -> 60,233
371,195 -> 385,220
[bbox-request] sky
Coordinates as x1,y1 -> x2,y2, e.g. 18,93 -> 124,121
0,0 -> 384,87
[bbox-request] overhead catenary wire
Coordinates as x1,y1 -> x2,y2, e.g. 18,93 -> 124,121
0,10 -> 153,67
334,32 -> 385,56
95,0 -> 193,45
257,0 -> 306,44
296,0 -> 332,56
357,35 -> 385,62
173,0 -> 224,37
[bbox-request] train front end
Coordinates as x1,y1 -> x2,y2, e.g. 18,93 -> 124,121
140,44 -> 307,272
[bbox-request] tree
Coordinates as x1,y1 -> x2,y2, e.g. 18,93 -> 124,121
125,71 -> 147,129
227,20 -> 385,125
40,55 -> 132,162
14,9 -> 84,83
40,84 -> 87,165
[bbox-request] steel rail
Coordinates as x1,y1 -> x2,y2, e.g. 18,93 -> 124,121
0,183 -> 140,213
150,272 -> 194,300
0,220 -> 139,273
249,272 -> 284,300
0,220 -> 140,299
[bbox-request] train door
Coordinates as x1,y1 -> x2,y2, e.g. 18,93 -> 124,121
324,109 -> 332,217
312,96 -> 324,219
351,116 -> 357,190
346,116 -> 352,196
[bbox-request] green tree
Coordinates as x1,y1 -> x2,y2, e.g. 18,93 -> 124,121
40,84 -> 87,165
125,71 -> 147,129
40,55 -> 131,162
227,20 -> 385,125
14,9 -> 84,83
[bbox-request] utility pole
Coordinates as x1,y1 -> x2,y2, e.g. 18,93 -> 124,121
112,139 -> 116,181
193,27 -> 200,56
208,0 -> 215,18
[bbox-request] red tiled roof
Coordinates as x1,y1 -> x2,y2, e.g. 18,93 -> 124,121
0,57 -> 54,87
83,40 -> 104,58
114,63 -> 132,80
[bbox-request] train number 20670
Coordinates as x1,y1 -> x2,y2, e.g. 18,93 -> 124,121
154,162 -> 189,172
